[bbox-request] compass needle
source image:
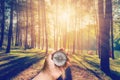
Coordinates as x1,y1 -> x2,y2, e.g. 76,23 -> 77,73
52,51 -> 67,67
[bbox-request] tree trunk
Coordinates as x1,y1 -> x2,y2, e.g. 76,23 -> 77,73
94,0 -> 99,55
98,0 -> 104,58
109,0 -> 115,59
73,17 -> 76,54
41,0 -> 44,50
30,0 -> 35,48
38,0 -> 41,49
6,1 -> 13,53
54,23 -> 56,50
98,0 -> 110,74
24,0 -> 28,49
43,0 -> 48,54
0,0 -> 5,48
15,1 -> 19,46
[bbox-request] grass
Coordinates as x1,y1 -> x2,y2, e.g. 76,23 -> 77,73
114,50 -> 120,59
0,49 -> 120,80
0,49 -> 45,80
71,51 -> 120,80
71,53 -> 111,80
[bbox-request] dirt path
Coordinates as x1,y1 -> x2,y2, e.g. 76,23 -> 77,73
71,65 -> 99,80
13,58 -> 44,80
13,60 -> 101,80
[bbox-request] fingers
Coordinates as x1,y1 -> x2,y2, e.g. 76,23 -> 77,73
45,49 -> 71,69
66,61 -> 71,66
45,50 -> 55,61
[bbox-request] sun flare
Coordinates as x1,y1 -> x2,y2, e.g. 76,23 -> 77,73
58,12 -> 70,21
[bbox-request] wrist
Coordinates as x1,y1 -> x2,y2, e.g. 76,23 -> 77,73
33,70 -> 55,80
42,69 -> 57,80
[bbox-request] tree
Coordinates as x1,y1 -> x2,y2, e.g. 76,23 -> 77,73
109,0 -> 115,59
42,0 -> 48,54
15,0 -> 20,46
72,0 -> 77,54
24,0 -> 28,49
43,0 -> 48,54
0,0 -> 5,48
98,0 -> 113,74
38,0 -> 41,49
30,0 -> 35,48
6,0 -> 14,53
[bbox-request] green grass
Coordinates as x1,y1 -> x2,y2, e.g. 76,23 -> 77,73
0,49 -> 120,80
71,51 -> 120,80
114,50 -> 120,59
0,49 -> 45,80
71,53 -> 111,80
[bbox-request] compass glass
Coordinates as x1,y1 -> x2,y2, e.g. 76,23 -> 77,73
53,51 -> 67,66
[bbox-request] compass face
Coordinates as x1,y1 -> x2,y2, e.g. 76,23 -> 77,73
52,51 -> 67,66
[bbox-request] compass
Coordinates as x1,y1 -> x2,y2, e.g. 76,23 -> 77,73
52,51 -> 67,67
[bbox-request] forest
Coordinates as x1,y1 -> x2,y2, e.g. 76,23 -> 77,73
0,0 -> 120,80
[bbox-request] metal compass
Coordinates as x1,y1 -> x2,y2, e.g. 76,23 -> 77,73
52,51 -> 67,67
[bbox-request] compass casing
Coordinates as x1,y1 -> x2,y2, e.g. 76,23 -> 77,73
52,51 -> 67,67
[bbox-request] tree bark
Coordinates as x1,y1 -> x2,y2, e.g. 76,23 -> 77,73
41,0 -> 45,50
30,0 -> 35,48
15,0 -> 20,46
109,0 -> 115,59
98,0 -> 110,74
24,0 -> 28,49
0,0 -> 5,48
43,0 -> 48,54
6,1 -> 13,53
38,0 -> 41,49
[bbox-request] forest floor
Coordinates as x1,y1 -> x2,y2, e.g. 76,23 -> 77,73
0,49 -> 120,80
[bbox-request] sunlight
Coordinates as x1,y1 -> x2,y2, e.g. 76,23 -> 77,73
57,7 -> 75,22
61,12 -> 69,21
80,15 -> 95,29
58,11 -> 70,22
57,8 -> 95,30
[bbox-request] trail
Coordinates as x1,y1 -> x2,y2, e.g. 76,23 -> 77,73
13,60 -> 101,80
70,64 -> 99,80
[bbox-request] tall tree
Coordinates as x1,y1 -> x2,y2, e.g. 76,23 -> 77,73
72,1 -> 76,54
98,0 -> 112,74
38,0 -> 41,49
6,0 -> 14,53
15,0 -> 20,46
24,0 -> 28,49
41,0 -> 45,50
0,0 -> 5,48
109,0 -> 115,59
43,0 -> 48,54
30,0 -> 35,48
98,0 -> 104,58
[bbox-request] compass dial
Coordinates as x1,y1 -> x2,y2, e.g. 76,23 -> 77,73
52,51 -> 67,67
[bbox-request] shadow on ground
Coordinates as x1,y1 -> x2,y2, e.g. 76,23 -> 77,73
109,70 -> 120,80
72,54 -> 120,80
72,55 -> 102,79
0,54 -> 44,80
84,58 -> 120,80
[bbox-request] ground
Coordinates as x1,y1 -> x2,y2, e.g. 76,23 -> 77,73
0,49 -> 120,80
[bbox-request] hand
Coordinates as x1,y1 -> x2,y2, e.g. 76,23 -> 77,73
33,50 -> 70,80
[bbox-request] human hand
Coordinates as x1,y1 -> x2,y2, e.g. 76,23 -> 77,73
33,49 -> 70,80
